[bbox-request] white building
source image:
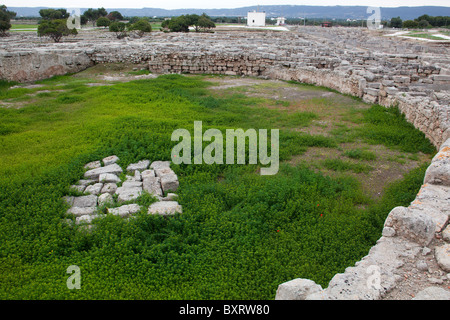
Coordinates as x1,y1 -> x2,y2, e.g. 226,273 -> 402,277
247,11 -> 266,27
276,17 -> 286,26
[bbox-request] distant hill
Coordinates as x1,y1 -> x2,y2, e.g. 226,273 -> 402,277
10,5 -> 450,20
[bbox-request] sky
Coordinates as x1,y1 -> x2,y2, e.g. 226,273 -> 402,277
3,0 -> 449,9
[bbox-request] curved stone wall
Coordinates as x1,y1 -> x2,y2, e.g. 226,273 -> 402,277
1,28 -> 449,299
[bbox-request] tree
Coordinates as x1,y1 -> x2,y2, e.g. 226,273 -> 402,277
163,13 -> 215,33
96,17 -> 110,28
390,16 -> 402,28
37,19 -> 77,42
129,19 -> 152,37
82,8 -> 108,27
97,7 -> 107,18
80,15 -> 88,25
186,14 -> 200,31
39,8 -> 69,20
109,21 -> 127,39
402,20 -> 419,28
161,19 -> 170,30
418,19 -> 431,28
167,15 -> 190,32
107,11 -> 123,21
0,5 -> 15,37
197,14 -> 216,32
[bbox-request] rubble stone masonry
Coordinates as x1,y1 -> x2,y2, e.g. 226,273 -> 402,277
1,27 -> 449,299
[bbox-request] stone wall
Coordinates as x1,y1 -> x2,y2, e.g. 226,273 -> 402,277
275,139 -> 450,300
1,28 -> 449,299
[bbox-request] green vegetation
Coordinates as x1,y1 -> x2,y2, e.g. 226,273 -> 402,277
96,17 -> 110,28
358,104 -> 435,154
108,19 -> 152,39
82,7 -> 108,27
161,13 -> 216,33
400,14 -> 450,29
0,5 -> 16,36
106,11 -> 124,22
10,24 -> 38,30
343,149 -> 377,161
37,19 -> 77,42
405,32 -> 447,40
322,158 -> 373,174
128,19 -> 152,36
0,73 -> 434,299
109,21 -> 127,38
39,8 -> 69,20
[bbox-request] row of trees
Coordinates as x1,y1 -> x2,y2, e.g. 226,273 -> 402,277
38,8 -> 124,27
390,15 -> 449,29
161,14 -> 216,32
36,8 -> 154,41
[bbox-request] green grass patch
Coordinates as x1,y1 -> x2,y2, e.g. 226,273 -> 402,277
358,105 -> 435,154
126,69 -> 151,76
343,149 -> 377,161
405,33 -> 447,40
322,158 -> 373,174
0,73 -> 433,299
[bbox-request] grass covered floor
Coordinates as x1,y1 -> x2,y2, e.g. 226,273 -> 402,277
0,72 -> 435,299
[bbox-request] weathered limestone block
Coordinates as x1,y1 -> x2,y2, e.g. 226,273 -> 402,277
101,183 -> 117,195
108,204 -> 142,218
424,139 -> 450,187
72,195 -> 98,208
435,244 -> 450,272
126,160 -> 150,173
98,193 -> 114,207
121,181 -> 143,189
67,206 -> 97,217
410,183 -> 449,232
84,183 -> 103,195
384,206 -> 435,246
148,201 -> 182,215
84,161 -> 101,170
76,179 -> 96,186
141,169 -> 156,180
443,224 -> 450,242
99,173 -> 120,183
160,173 -> 179,193
154,166 -> 179,193
324,236 -> 415,300
150,161 -> 171,170
116,186 -> 142,203
143,176 -> 163,197
275,279 -> 325,300
84,164 -> 123,180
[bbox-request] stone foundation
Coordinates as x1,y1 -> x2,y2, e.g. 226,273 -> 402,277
1,27 -> 449,299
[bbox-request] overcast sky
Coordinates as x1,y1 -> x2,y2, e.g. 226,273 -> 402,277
4,0 -> 449,9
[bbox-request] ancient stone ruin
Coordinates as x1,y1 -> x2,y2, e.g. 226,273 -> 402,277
63,155 -> 182,227
2,27 -> 449,299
